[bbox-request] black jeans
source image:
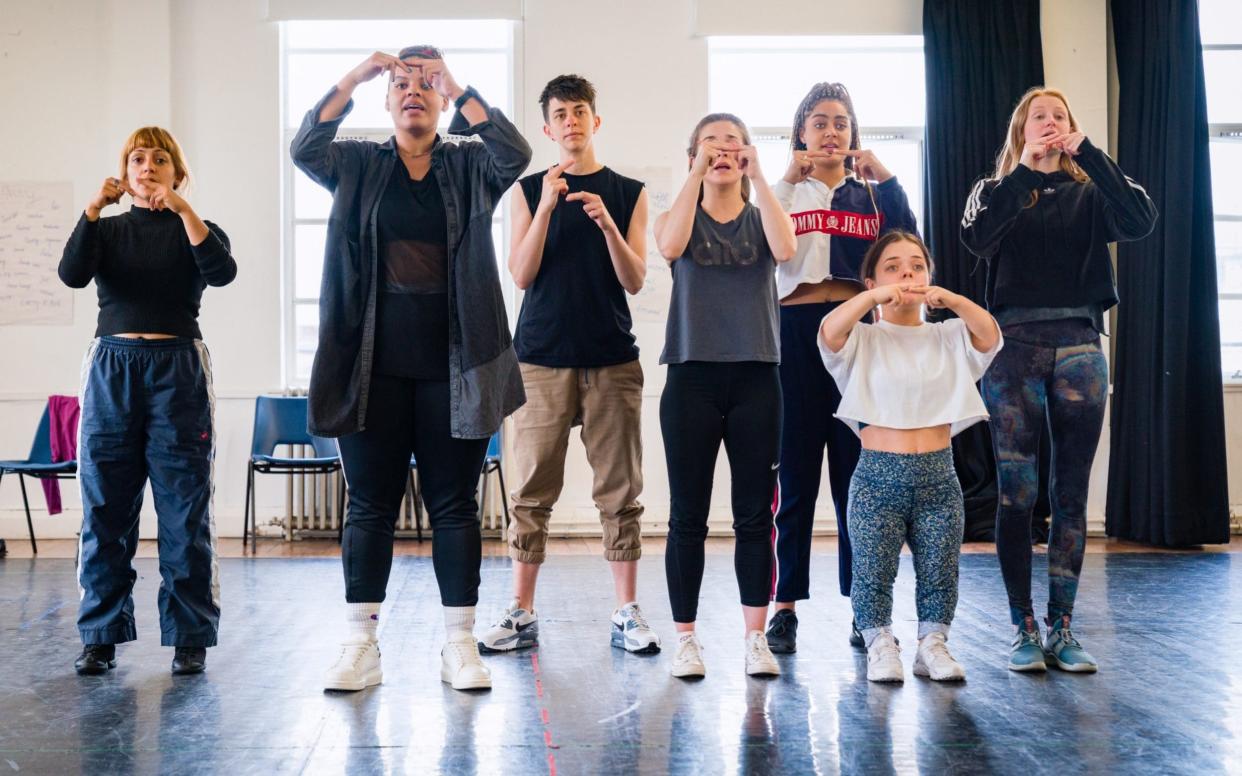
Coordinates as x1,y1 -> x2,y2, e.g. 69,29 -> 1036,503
337,375 -> 490,606
660,362 -> 782,623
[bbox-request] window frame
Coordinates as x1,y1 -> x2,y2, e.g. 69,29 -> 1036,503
1204,37 -> 1242,382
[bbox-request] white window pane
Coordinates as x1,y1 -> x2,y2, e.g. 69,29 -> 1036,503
294,224 -> 327,299
1210,139 -> 1242,217
1217,221 -> 1242,295
294,303 -> 320,383
1204,51 -> 1242,124
443,52 -> 510,115
709,38 -> 924,129
1199,0 -> 1242,46
1222,346 -> 1242,380
1219,299 -> 1242,351
287,53 -> 392,129
285,19 -> 510,51
294,168 -> 333,219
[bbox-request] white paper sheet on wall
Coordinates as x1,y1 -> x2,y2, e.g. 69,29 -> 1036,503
0,182 -> 75,325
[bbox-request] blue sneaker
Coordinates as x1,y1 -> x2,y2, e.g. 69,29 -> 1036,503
1043,615 -> 1098,673
1008,617 -> 1047,673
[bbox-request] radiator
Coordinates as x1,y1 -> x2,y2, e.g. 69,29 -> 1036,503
282,447 -> 508,540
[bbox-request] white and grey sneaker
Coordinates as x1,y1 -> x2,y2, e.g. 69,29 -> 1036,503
441,634 -> 492,691
323,636 -> 383,692
611,603 -> 661,654
913,632 -> 966,681
670,633 -> 706,679
866,630 -> 904,683
744,630 -> 781,677
478,599 -> 539,653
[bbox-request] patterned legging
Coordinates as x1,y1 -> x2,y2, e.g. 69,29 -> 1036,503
982,320 -> 1108,626
847,448 -> 964,644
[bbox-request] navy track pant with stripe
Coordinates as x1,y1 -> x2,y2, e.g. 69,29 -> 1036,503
76,336 -> 220,648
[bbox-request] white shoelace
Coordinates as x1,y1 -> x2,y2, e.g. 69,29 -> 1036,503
334,641 -> 373,670
675,636 -> 703,665
444,639 -> 484,669
623,605 -> 653,632
747,634 -> 775,663
872,636 -> 901,661
922,637 -> 954,663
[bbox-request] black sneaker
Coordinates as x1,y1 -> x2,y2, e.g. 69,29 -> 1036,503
171,647 -> 207,675
75,644 -> 116,675
765,610 -> 798,654
849,619 -> 865,649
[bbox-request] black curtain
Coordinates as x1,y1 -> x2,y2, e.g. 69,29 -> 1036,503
1107,0 -> 1230,545
922,0 -> 1046,540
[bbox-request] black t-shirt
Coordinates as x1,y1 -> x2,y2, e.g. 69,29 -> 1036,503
514,166 -> 643,367
373,160 -> 450,380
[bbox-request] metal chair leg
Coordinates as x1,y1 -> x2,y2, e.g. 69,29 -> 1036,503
17,473 -> 36,554
336,469 -> 346,544
243,463 -> 253,549
495,462 -> 511,529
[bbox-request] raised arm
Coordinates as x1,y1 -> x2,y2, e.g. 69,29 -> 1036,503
739,146 -> 796,262
655,142 -> 721,261
509,163 -> 570,290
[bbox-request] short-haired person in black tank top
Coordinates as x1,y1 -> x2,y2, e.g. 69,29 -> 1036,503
59,127 -> 237,677
654,113 -> 797,679
479,76 -> 659,656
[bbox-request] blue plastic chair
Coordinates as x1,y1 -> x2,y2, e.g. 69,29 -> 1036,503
244,396 -> 341,548
0,405 -> 78,553
478,432 -> 510,529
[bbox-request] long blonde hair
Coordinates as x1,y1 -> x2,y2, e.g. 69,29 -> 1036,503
992,87 -> 1090,186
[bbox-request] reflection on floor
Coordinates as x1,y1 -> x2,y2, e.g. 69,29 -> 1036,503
2,550 -> 1239,774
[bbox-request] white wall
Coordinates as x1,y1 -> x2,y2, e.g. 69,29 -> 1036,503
0,0 -> 1238,542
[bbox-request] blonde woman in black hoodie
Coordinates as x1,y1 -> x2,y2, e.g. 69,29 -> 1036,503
961,87 -> 1155,674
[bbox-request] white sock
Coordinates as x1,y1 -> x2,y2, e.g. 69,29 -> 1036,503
347,602 -> 380,642
444,606 -> 475,640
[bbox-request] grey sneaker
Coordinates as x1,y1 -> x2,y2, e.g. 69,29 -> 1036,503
478,599 -> 539,653
610,602 -> 661,654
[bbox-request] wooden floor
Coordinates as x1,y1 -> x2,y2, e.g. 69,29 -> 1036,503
5,534 -> 1240,559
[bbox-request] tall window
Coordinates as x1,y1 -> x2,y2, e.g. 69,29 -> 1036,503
1201,0 -> 1242,381
707,36 -> 925,222
280,20 -> 516,385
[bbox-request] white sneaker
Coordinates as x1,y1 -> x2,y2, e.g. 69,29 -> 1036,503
323,636 -> 383,692
478,599 -> 539,653
744,630 -> 781,677
913,632 -> 966,681
441,633 -> 492,691
866,630 -> 904,683
670,633 -> 706,679
611,603 -> 661,654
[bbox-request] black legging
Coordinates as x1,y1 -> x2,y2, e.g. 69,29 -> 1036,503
660,361 -> 782,623
337,374 -> 489,606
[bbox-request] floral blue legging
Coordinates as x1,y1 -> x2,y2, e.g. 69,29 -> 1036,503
982,320 -> 1108,626
847,448 -> 964,644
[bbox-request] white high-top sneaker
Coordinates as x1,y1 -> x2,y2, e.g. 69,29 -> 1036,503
323,636 -> 383,692
670,632 -> 706,679
744,630 -> 781,677
866,630 -> 904,683
442,633 -> 492,691
913,631 -> 966,681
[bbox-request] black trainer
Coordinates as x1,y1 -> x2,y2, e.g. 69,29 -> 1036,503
849,619 -> 865,649
766,610 -> 798,654
75,644 -> 116,675
171,647 -> 207,675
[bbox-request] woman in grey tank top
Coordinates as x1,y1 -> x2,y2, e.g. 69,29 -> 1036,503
652,112 -> 797,680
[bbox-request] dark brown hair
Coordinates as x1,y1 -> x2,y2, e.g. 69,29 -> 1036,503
789,82 -> 861,171
687,112 -> 751,202
397,44 -> 444,61
859,230 -> 935,283
539,74 -> 597,122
